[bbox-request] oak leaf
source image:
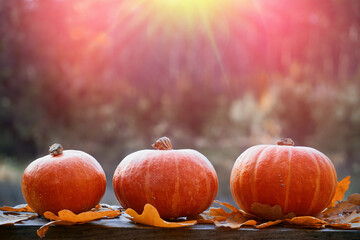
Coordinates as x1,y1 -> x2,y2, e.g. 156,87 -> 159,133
201,201 -> 257,229
37,220 -> 74,238
285,216 -> 326,228
191,207 -> 230,223
214,200 -> 239,212
255,220 -> 283,229
251,203 -> 296,220
214,200 -> 257,219
328,176 -> 351,207
213,211 -> 257,229
320,194 -> 360,230
95,203 -> 122,211
326,210 -> 359,229
0,212 -> 37,226
0,204 -> 34,213
37,206 -> 121,237
322,193 -> 360,219
43,209 -> 120,223
125,203 -> 197,228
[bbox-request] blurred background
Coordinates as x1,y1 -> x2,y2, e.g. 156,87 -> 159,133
0,0 -> 359,206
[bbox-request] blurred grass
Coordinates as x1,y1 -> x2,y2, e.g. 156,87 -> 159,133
0,159 -> 25,205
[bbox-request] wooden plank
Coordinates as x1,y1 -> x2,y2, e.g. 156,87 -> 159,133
0,213 -> 359,240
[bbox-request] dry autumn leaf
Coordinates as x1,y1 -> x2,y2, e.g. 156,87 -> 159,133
251,203 -> 296,220
37,206 -> 121,237
255,220 -> 283,229
214,200 -> 239,212
0,212 -> 37,226
213,211 -> 257,229
350,221 -> 360,229
199,201 -> 257,229
328,176 -> 351,207
322,193 -> 360,217
347,193 -> 360,205
191,207 -> 230,223
320,194 -> 360,230
326,210 -> 359,229
0,204 -> 34,213
214,200 -> 257,219
285,216 -> 326,228
207,188 -> 359,230
37,220 -> 75,238
214,219 -> 257,229
43,209 -> 120,223
125,203 -> 197,228
95,203 -> 122,211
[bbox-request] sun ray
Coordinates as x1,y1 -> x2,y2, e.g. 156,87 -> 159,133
199,8 -> 229,87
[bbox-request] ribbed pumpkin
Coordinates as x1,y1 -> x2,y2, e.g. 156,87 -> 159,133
113,137 -> 218,219
230,138 -> 337,219
21,143 -> 106,215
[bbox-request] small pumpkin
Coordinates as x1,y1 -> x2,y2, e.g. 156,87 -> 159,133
230,138 -> 337,219
113,137 -> 218,219
21,143 -> 106,215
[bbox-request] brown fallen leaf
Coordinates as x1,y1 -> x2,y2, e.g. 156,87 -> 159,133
322,193 -> 360,220
37,220 -> 74,238
251,203 -> 296,220
206,182 -> 359,231
190,207 -> 230,223
38,206 -> 121,237
347,193 -> 360,205
0,212 -> 37,226
350,221 -> 360,229
325,210 -> 360,229
0,204 -> 34,213
214,200 -> 257,219
199,201 -> 257,229
95,203 -> 123,211
328,176 -> 351,207
328,223 -> 352,229
43,209 -> 120,223
255,220 -> 283,229
125,203 -> 197,228
320,192 -> 360,230
214,218 -> 257,229
285,216 -> 326,228
214,200 -> 239,212
213,210 -> 257,229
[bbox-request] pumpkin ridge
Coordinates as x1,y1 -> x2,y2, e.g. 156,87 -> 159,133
119,159 -> 131,209
231,148 -> 250,211
305,149 -> 321,215
193,154 -> 209,215
316,150 -> 337,209
253,146 -> 270,204
145,156 -> 152,208
283,146 -> 292,214
172,155 -> 180,217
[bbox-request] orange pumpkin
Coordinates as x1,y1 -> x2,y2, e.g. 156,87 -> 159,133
21,143 -> 106,215
230,138 -> 337,219
113,137 -> 218,219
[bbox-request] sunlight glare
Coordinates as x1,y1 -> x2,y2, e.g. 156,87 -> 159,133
147,0 -> 231,27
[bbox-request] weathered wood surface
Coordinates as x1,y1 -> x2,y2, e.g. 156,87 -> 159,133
1,214 -> 359,240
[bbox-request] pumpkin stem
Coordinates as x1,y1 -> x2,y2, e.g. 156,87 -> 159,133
276,138 -> 295,146
152,137 -> 173,150
49,143 -> 64,156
